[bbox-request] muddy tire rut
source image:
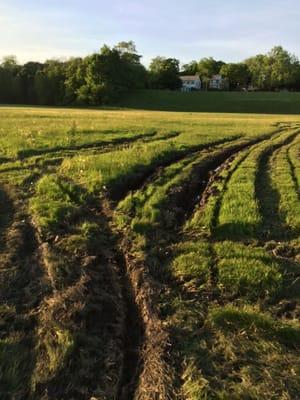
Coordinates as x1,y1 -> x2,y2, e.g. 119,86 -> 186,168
0,185 -> 50,399
109,133 -> 283,399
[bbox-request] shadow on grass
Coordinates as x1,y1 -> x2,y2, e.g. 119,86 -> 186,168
211,306 -> 300,347
255,132 -> 300,241
256,153 -> 289,240
117,90 -> 300,115
273,256 -> 300,302
213,221 -> 258,242
16,129 -> 160,159
0,220 -> 43,399
0,336 -> 36,398
0,186 -> 13,249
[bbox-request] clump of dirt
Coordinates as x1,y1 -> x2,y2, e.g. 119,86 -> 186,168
273,243 -> 297,259
276,300 -> 299,319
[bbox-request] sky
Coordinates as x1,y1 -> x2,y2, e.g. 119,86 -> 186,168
1,0 -> 300,66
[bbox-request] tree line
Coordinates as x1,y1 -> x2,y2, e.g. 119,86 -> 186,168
1,42 -> 300,106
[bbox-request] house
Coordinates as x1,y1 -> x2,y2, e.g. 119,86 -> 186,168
180,75 -> 201,92
209,74 -> 228,90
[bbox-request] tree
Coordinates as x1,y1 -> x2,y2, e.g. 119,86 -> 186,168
76,42 -> 147,105
34,60 -> 66,105
114,41 -> 147,90
198,57 -> 225,90
181,61 -> 198,75
220,63 -> 250,90
16,62 -> 43,103
1,55 -> 18,69
245,54 -> 270,90
149,57 -> 181,90
64,57 -> 86,104
245,46 -> 300,90
268,46 -> 299,89
0,56 -> 20,103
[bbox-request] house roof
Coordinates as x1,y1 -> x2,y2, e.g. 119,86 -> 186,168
180,75 -> 200,81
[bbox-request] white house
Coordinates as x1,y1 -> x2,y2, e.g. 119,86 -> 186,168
180,75 -> 201,91
209,74 -> 228,90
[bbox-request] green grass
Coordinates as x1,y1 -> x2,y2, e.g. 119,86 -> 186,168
217,129 -> 299,239
32,326 -> 74,387
211,305 -> 300,346
61,133 -> 238,196
0,333 -> 32,395
215,241 -> 282,299
171,241 -> 212,285
118,90 -> 300,114
270,141 -> 300,232
0,106 -> 300,399
30,174 -> 87,235
114,139 -> 253,233
289,141 -> 300,188
0,105 -> 296,158
186,146 -> 254,236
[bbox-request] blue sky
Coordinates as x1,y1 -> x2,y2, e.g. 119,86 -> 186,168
1,0 -> 300,65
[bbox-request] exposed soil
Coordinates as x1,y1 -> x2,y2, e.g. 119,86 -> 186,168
0,186 -> 50,399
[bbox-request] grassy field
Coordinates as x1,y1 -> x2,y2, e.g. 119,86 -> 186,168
117,90 -> 300,114
0,105 -> 300,400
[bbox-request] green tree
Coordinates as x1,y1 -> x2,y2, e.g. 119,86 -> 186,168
114,41 -> 147,90
64,57 -> 86,104
245,54 -> 270,90
181,61 -> 198,75
16,62 -> 43,103
220,63 -> 250,90
76,42 -> 146,105
149,57 -> 181,90
198,57 -> 225,90
34,60 -> 66,105
268,46 -> 299,89
0,56 -> 20,103
246,46 -> 300,90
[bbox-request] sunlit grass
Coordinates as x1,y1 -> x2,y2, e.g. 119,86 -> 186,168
215,241 -> 282,299
61,133 -> 237,195
271,141 -> 300,231
0,105 -> 296,157
1,106 -> 300,399
217,129 -> 298,239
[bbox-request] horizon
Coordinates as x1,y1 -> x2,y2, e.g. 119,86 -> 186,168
1,0 -> 300,66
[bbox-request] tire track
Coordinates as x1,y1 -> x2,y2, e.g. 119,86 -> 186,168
287,143 -> 300,200
29,185 -> 126,400
152,127 -> 300,398
0,126 -> 293,399
110,132 -> 285,399
0,185 -> 50,399
16,130 -> 180,160
256,131 -> 299,241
